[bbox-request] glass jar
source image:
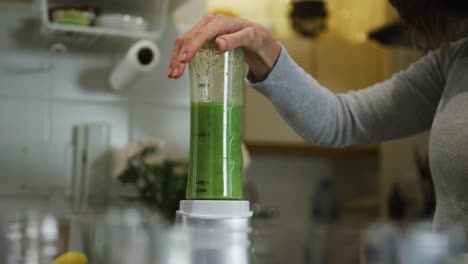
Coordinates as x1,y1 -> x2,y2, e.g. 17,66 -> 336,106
187,41 -> 244,200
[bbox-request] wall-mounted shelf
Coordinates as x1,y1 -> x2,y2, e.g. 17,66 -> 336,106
39,0 -> 169,42
43,21 -> 159,40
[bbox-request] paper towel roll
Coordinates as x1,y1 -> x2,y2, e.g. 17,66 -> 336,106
109,40 -> 160,91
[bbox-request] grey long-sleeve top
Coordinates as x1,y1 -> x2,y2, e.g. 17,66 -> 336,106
248,38 -> 468,235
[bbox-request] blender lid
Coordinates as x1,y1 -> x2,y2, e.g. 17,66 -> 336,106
177,200 -> 253,219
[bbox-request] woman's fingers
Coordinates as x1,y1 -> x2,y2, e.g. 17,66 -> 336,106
177,15 -> 231,63
185,14 -> 216,38
215,26 -> 257,52
168,13 -> 281,82
168,15 -> 252,79
168,15 -> 215,78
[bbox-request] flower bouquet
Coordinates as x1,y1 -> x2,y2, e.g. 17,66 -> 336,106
115,140 -> 187,221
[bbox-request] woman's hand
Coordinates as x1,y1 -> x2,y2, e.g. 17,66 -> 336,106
167,14 -> 282,82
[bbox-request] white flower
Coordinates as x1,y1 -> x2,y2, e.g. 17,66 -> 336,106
135,139 -> 165,153
137,178 -> 146,189
112,149 -> 128,179
123,142 -> 140,159
174,165 -> 188,177
113,138 -> 166,178
144,153 -> 164,166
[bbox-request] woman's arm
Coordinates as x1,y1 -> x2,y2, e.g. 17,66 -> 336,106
251,46 -> 448,147
168,15 -> 453,147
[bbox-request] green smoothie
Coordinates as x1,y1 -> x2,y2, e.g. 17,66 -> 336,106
187,102 -> 243,200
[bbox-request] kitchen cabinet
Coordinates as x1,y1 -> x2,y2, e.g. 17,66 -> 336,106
315,40 -> 382,93
244,85 -> 305,145
244,37 -> 384,155
243,38 -> 314,146
326,0 -> 399,43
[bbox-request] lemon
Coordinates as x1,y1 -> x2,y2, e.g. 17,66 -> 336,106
53,252 -> 88,264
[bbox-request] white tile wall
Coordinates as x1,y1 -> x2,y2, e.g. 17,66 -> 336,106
0,97 -> 49,141
51,53 -> 129,103
50,101 -> 130,148
0,5 -> 40,51
130,64 -> 190,107
130,103 -> 190,150
0,197 -> 49,216
0,51 -> 50,98
0,141 -> 52,194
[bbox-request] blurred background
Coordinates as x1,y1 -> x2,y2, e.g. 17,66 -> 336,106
0,0 -> 436,263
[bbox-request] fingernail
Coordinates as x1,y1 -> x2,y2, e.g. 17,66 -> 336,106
179,52 -> 187,61
172,67 -> 179,77
167,67 -> 172,77
217,38 -> 227,50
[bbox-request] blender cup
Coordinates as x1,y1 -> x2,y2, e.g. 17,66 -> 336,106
177,42 -> 253,264
187,41 -> 244,200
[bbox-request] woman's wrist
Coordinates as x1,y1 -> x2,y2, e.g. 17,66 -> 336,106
244,27 -> 281,82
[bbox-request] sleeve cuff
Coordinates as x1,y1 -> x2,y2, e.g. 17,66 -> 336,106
245,45 -> 297,97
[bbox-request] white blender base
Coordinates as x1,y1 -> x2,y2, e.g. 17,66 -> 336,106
175,200 -> 253,264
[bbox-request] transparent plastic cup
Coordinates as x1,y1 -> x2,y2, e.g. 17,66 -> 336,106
187,41 -> 244,200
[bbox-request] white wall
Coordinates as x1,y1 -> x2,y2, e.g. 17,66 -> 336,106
0,2 -> 203,196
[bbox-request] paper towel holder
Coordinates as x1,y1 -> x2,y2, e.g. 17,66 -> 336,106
137,48 -> 154,65
109,40 -> 160,91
